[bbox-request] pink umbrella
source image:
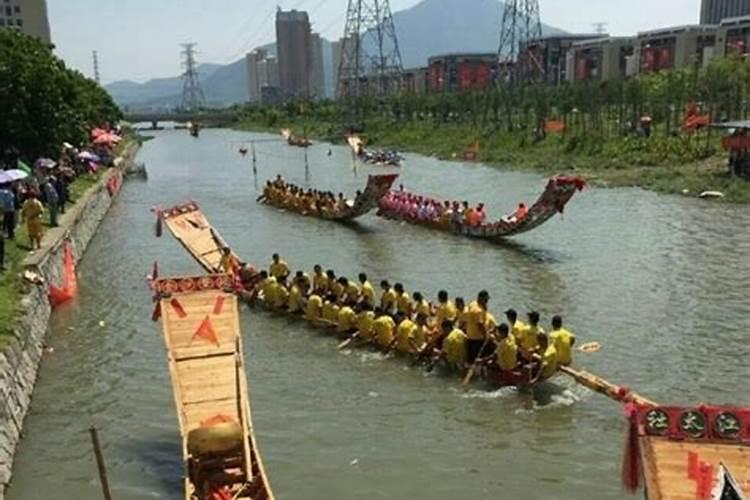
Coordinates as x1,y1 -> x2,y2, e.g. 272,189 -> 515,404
90,128 -> 108,139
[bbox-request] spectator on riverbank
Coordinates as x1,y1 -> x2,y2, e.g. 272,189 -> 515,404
21,192 -> 44,250
53,174 -> 68,214
0,183 -> 15,239
41,178 -> 59,227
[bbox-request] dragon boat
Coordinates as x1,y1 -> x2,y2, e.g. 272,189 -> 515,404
377,176 -> 587,240
280,128 -> 311,148
157,202 -> 562,390
259,174 -> 398,221
152,272 -> 274,500
347,135 -> 403,167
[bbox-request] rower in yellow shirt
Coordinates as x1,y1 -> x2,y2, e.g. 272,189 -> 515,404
304,293 -> 323,322
519,311 -> 544,360
434,290 -> 457,327
373,313 -> 396,350
340,277 -> 360,304
273,276 -> 290,310
396,316 -> 418,354
380,280 -> 397,315
454,297 -> 467,330
549,315 -> 576,366
441,323 -> 467,370
412,313 -> 433,352
394,283 -> 412,316
412,292 -> 432,318
269,253 -> 290,279
532,334 -> 558,383
505,309 -> 529,345
258,271 -> 277,306
287,281 -> 304,314
358,273 -> 376,308
312,264 -> 328,294
464,291 -> 491,364
321,297 -> 340,325
293,270 -> 311,294
357,305 -> 376,342
337,305 -> 358,334
328,271 -> 344,301
494,323 -> 518,372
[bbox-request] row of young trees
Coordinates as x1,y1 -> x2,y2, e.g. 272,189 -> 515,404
240,55 -> 750,141
0,30 -> 122,163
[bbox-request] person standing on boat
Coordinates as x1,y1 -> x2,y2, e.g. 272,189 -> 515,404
549,316 -> 576,366
464,290 -> 491,365
270,253 -> 289,280
505,309 -> 528,346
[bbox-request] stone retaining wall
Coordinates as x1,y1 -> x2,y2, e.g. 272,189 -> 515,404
0,142 -> 140,499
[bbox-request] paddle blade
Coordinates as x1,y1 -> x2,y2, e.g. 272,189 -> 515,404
462,365 -> 477,387
578,342 -> 601,353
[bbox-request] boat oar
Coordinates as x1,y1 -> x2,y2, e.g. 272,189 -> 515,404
557,365 -> 657,407
337,332 -> 360,350
462,336 -> 492,388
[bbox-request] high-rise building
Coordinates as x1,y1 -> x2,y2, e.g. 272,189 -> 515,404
309,32 -> 325,98
246,49 -> 268,103
276,9 -> 312,98
701,0 -> 750,24
0,0 -> 51,43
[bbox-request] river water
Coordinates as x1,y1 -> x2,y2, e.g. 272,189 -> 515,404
8,129 -> 750,499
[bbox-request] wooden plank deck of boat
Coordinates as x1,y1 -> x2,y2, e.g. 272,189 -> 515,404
641,438 -> 749,499
162,203 -> 237,273
157,276 -> 273,500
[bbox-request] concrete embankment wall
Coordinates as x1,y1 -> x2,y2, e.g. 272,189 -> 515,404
0,143 -> 140,499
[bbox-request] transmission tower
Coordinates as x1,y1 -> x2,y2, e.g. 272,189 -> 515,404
497,0 -> 544,84
336,0 -> 404,101
92,50 -> 101,84
180,43 -> 206,112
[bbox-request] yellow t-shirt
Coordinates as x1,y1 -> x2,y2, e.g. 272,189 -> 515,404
260,277 -> 277,305
322,301 -> 340,323
455,306 -> 467,330
414,300 -> 432,318
345,282 -> 360,300
550,328 -> 576,366
541,345 -> 558,379
313,273 -> 328,293
496,336 -> 518,371
305,294 -> 322,321
337,306 -> 358,333
435,301 -> 457,325
412,324 -> 428,350
485,312 -> 498,332
373,316 -> 396,348
511,320 -> 530,344
396,319 -> 418,353
270,260 -> 289,279
520,324 -> 544,353
396,292 -> 413,315
357,311 -> 376,340
361,281 -> 376,307
330,282 -> 345,301
288,285 -> 303,313
443,328 -> 467,366
381,288 -> 397,312
464,301 -> 488,340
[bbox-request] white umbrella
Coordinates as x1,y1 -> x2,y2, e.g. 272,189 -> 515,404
78,151 -> 101,162
34,158 -> 57,169
0,169 -> 28,183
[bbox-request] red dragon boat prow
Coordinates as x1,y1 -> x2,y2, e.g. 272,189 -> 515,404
378,175 -> 586,240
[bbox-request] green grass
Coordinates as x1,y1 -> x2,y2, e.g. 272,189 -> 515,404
235,117 -> 750,203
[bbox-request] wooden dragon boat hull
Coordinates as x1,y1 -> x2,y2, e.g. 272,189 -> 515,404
280,128 -> 311,148
377,176 -> 586,240
261,174 -> 398,221
347,135 -> 403,167
159,203 -> 555,390
625,405 -> 750,499
153,274 -> 274,500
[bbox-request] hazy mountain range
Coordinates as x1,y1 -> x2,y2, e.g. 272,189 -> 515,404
108,0 -> 565,110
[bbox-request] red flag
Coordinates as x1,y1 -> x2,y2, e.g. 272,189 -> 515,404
193,316 -> 220,346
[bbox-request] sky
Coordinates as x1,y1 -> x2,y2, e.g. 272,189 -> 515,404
48,0 -> 702,84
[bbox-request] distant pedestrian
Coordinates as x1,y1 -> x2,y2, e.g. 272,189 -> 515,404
0,183 -> 15,239
21,193 -> 44,250
42,180 -> 59,227
53,174 -> 68,214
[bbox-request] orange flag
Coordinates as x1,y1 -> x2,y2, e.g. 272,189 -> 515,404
193,316 -> 220,346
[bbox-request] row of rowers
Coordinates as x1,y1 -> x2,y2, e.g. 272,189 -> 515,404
379,187 -> 530,227
242,254 -> 577,380
260,176 -> 359,215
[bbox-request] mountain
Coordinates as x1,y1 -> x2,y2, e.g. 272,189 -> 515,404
392,0 -> 566,68
107,0 -> 566,109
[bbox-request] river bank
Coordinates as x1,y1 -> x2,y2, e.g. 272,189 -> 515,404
0,141 -> 139,499
234,117 -> 750,203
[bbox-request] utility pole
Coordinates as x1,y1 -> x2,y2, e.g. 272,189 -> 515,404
180,43 -> 206,112
497,0 -> 544,84
92,50 -> 101,84
592,22 -> 608,35
337,0 -> 404,127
